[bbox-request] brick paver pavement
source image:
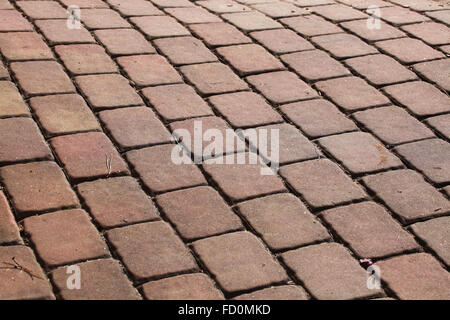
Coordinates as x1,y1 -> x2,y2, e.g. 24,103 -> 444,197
0,0 -> 449,300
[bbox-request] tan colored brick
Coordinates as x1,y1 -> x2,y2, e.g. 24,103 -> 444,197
0,191 -> 22,245
286,0 -> 335,5
60,0 -> 109,7
0,0 -> 12,9
36,19 -> 96,45
154,36 -> 217,65
17,1 -> 67,19
189,22 -> 251,47
151,0 -> 194,7
107,221 -> 198,280
311,33 -> 378,59
281,15 -> 343,37
378,6 -> 430,25
0,10 -> 33,32
77,176 -> 159,229
413,58 -> 450,91
237,193 -> 330,251
340,19 -> 406,42
312,4 -> 368,22
131,15 -> 190,38
51,258 -> 141,300
222,11 -> 282,31
336,0 -> 393,9
375,38 -> 444,64
108,0 -> 163,16
234,285 -> 308,300
156,186 -> 242,240
250,29 -> 314,54
198,0 -> 250,13
401,22 -> 450,46
192,231 -> 288,293
0,81 -> 29,117
95,29 -> 156,55
81,8 -> 131,29
251,2 -> 308,18
166,7 -> 222,23
0,32 -> 54,61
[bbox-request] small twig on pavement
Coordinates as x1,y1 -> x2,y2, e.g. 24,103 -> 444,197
0,257 -> 43,280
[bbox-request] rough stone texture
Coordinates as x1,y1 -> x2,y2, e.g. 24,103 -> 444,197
280,159 -> 367,208
192,231 -> 288,293
81,8 -> 131,29
426,9 -> 450,25
375,38 -> 444,64
0,191 -> 22,245
131,15 -> 190,38
281,243 -> 381,299
401,22 -> 450,46
252,2 -> 309,18
166,7 -> 222,24
413,59 -> 450,91
95,29 -> 156,55
234,285 -> 308,300
362,169 -> 450,222
281,15 -> 343,37
77,177 -> 159,229
108,0 -> 163,16
23,209 -> 109,267
0,32 -> 54,61
17,1 -> 67,19
250,29 -> 314,54
36,19 -> 96,45
312,4 -> 368,22
378,6 -> 430,25
189,22 -> 251,47
426,114 -> 450,140
0,81 -> 30,117
106,221 -> 198,281
237,193 -> 330,251
154,36 -> 218,65
222,11 -> 282,31
340,19 -> 406,42
311,33 -> 378,59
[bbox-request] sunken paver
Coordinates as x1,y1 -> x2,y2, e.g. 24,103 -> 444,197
0,246 -> 54,300
383,81 -> 450,117
99,107 -> 172,150
17,1 -> 67,19
0,162 -> 79,217
131,16 -> 190,38
94,29 -> 156,55
340,19 -> 406,42
81,8 -> 131,29
250,29 -> 314,54
106,221 -> 198,281
318,132 -> 402,175
362,169 -> 450,222
234,285 -> 308,300
322,202 -> 419,258
410,217 -> 450,267
281,242 -> 380,300
36,19 -> 96,45
426,114 -> 450,140
180,62 -> 249,95
378,6 -> 431,25
280,159 -> 367,209
108,0 -> 163,16
344,54 -> 417,86
281,15 -> 343,37
251,2 -> 308,18
376,253 -> 450,300
192,231 -> 288,293
311,33 -> 378,59
77,177 -> 159,229
141,273 -> 225,300
189,22 -> 252,47
0,118 -> 53,164
312,4 -> 368,22
10,61 -> 75,96
413,59 -> 450,91
0,81 -> 29,117
353,106 -> 435,145
0,32 -> 54,61
154,36 -> 218,66
30,94 -> 101,136
51,132 -> 130,181
0,10 -> 33,32
401,22 -> 450,46
75,74 -> 143,110
55,44 -> 118,75
117,55 -> 182,87
0,191 -> 22,245
394,139 -> 450,185
203,153 -> 287,201
209,91 -> 283,128
142,84 -> 213,121
247,71 -> 318,104
281,50 -> 351,81
375,38 -> 445,64
198,0 -> 250,13
126,144 -> 207,193
23,209 -> 109,267
217,44 -> 284,76
237,193 -> 330,251
280,99 -> 357,138
222,11 -> 282,31
315,77 -> 391,112
166,7 -> 223,24
156,186 -> 242,240
51,258 -> 141,300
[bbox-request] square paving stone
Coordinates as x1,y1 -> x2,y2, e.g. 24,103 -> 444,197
10,61 -> 75,96
0,162 -> 80,217
311,33 -> 378,59
17,1 -> 67,19
30,94 -> 101,137
251,2 -> 309,18
280,99 -> 357,138
233,285 -> 308,300
198,0 -> 250,13
141,273 -> 224,300
0,246 -> 54,300
60,0 -> 109,7
189,22 -> 251,47
394,139 -> 450,185
280,159 -> 367,209
281,242 -> 381,300
51,132 -> 130,181
192,231 -> 288,293
36,19 -> 96,45
237,193 -> 330,251
75,74 -> 143,110
413,58 -> 450,91
389,0 -> 447,11
81,8 -> 131,29
250,29 -> 314,54
322,202 -> 419,258
131,16 -> 190,38
312,4 -> 369,22
247,71 -> 318,104
317,132 -> 403,175
108,0 -> 163,16
23,209 -> 109,267
0,191 -> 22,245
51,258 -> 141,300
401,22 -> 450,46
142,84 -> 213,121
106,221 -> 198,281
126,144 -> 207,193
222,11 -> 282,31
94,29 -> 156,56
0,32 -> 54,61
353,106 -> 434,145
315,76 -> 390,112
0,118 -> 53,164
361,169 -> 450,222
378,6 -> 430,25
156,186 -> 242,241
77,176 -> 159,229
375,38 -> 444,64
0,81 -> 29,117
151,0 -> 194,6
99,107 -> 172,150
281,15 -> 343,37
340,19 -> 406,42
166,7 -> 222,24
376,253 -> 450,300
117,54 -> 182,87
